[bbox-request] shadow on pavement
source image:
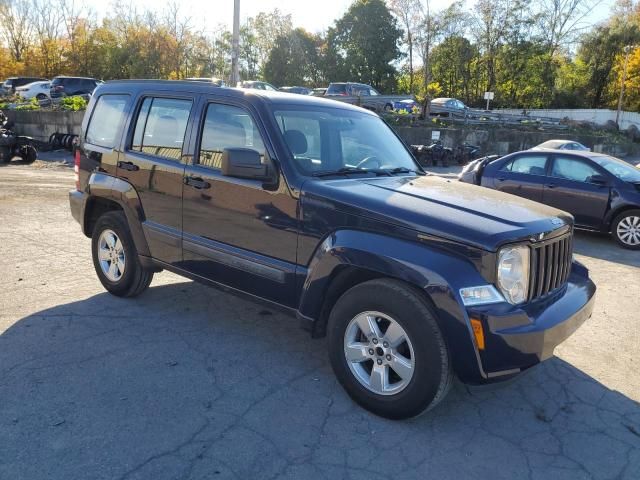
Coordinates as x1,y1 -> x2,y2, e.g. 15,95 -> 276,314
1,282 -> 639,479
573,230 -> 640,268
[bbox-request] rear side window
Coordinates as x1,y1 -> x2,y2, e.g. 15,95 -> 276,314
551,157 -> 600,182
502,155 -> 548,176
85,94 -> 129,148
130,97 -> 192,160
327,84 -> 347,95
197,103 -> 265,169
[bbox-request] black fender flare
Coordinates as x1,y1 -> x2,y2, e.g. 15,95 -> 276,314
84,172 -> 151,257
298,230 -> 487,382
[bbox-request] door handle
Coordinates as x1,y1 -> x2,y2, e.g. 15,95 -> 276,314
184,176 -> 211,190
497,177 -> 505,182
546,184 -> 557,189
117,161 -> 139,172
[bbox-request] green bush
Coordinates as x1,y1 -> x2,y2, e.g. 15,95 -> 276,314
61,96 -> 87,111
15,97 -> 40,111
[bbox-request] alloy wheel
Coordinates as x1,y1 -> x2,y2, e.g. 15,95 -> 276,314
97,229 -> 126,282
343,311 -> 415,396
617,215 -> 640,246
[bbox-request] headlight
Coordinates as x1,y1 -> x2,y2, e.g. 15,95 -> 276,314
497,245 -> 530,304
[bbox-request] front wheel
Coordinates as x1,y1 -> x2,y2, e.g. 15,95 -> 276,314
612,210 -> 640,250
91,211 -> 154,296
327,279 -> 453,419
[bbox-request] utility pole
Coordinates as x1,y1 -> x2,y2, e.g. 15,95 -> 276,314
616,45 -> 632,128
231,0 -> 240,87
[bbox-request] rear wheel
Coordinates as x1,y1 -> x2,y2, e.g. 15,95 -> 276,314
36,93 -> 47,101
612,210 -> 640,250
91,211 -> 153,296
327,279 -> 453,419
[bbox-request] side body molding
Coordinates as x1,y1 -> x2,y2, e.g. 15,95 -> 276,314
298,230 -> 487,382
85,172 -> 151,257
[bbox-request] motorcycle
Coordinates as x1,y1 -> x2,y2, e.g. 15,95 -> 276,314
410,141 -> 453,167
453,142 -> 481,165
0,111 -> 37,164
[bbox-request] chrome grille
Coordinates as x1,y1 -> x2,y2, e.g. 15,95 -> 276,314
528,233 -> 573,300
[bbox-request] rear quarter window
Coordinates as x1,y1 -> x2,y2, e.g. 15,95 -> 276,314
327,84 -> 347,95
85,94 -> 130,148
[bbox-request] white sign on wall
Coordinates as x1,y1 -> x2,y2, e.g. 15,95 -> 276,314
431,130 -> 441,141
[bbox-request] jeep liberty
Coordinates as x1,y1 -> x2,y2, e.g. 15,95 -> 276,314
69,81 -> 596,419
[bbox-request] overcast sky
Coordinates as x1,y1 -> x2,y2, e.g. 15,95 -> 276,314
94,0 -> 616,33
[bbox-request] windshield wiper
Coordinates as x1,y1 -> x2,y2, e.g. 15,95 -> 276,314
386,167 -> 426,176
312,167 -> 382,177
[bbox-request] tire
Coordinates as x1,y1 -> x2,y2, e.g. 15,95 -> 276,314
19,145 -> 37,164
612,209 -> 640,250
36,93 -> 47,100
384,104 -> 394,113
327,278 -> 453,420
91,211 -> 153,297
0,147 -> 11,164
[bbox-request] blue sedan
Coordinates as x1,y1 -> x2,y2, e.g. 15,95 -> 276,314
459,150 -> 640,249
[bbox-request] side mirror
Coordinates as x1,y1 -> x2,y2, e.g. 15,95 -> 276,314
221,148 -> 271,181
589,174 -> 608,185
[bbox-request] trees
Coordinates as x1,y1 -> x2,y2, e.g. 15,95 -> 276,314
328,0 -> 402,90
388,0 -> 422,93
0,0 -> 32,62
263,28 -> 319,86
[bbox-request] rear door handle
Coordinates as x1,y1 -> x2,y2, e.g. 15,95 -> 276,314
497,177 -> 506,182
546,184 -> 557,189
117,161 -> 139,172
184,176 -> 211,190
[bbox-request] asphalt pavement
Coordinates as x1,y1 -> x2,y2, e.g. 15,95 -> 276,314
0,160 -> 638,480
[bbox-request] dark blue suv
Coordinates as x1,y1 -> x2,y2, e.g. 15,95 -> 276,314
460,150 -> 640,249
69,81 -> 596,419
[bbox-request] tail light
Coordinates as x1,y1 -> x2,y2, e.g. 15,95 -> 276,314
74,149 -> 81,191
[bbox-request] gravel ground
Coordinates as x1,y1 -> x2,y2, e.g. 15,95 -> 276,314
0,160 -> 638,480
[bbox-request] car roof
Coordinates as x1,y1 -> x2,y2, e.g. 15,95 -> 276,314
99,80 -> 377,115
536,140 -> 573,147
53,76 -> 97,80
510,148 -> 610,160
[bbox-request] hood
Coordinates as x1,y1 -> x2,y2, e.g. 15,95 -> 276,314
303,175 -> 573,251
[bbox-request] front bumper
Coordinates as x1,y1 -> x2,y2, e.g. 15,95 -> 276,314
466,262 -> 596,381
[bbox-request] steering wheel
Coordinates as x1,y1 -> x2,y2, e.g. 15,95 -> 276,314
356,156 -> 381,169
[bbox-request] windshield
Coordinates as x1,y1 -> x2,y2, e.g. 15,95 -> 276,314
591,155 -> 640,182
274,108 -> 419,176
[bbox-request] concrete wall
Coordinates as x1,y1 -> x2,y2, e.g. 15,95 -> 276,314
2,110 -> 85,142
394,126 -> 638,157
2,109 -> 637,156
494,109 -> 640,131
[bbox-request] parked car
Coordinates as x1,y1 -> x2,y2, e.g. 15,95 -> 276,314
532,140 -> 590,151
391,98 -> 420,114
69,80 -> 595,419
50,76 -> 102,98
310,87 -> 327,97
325,82 -> 416,113
429,97 -> 469,117
236,80 -> 278,91
15,81 -> 51,100
279,86 -> 312,95
2,77 -> 47,95
459,150 -> 640,249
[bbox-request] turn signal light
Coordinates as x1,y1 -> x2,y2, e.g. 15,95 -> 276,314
470,318 -> 485,350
